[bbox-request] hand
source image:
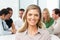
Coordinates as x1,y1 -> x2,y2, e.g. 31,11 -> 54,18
11,29 -> 16,34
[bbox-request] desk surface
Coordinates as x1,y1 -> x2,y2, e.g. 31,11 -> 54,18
0,34 -> 15,40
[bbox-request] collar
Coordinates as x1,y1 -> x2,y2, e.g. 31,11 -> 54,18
24,28 -> 41,35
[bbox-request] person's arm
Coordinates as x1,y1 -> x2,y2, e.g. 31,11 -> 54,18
11,22 -> 16,34
53,21 -> 60,34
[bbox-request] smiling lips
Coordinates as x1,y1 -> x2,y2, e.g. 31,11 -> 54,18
30,19 -> 36,23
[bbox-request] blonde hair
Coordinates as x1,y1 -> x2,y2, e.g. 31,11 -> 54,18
18,4 -> 45,32
43,8 -> 50,22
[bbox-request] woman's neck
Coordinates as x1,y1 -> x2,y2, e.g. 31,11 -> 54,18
28,25 -> 38,36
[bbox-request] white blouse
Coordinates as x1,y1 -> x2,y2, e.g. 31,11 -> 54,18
15,28 -> 51,40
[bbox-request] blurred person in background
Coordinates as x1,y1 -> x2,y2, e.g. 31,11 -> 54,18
51,8 -> 60,38
0,9 -> 12,35
5,7 -> 16,34
42,8 -> 54,34
19,9 -> 25,19
15,9 -> 25,30
42,8 -> 54,28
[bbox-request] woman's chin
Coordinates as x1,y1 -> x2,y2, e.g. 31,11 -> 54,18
29,24 -> 36,26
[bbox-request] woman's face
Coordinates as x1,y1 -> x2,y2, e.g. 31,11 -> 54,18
9,11 -> 13,17
5,13 -> 10,20
43,11 -> 48,19
27,9 -> 40,26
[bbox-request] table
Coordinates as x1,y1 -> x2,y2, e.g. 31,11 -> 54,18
0,34 -> 15,40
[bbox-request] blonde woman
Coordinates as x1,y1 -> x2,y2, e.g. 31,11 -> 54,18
16,4 -> 51,40
43,8 -> 54,28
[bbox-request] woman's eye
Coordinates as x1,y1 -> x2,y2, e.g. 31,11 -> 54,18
35,14 -> 39,16
28,14 -> 32,16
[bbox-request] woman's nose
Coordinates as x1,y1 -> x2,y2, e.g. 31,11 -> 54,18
31,15 -> 35,19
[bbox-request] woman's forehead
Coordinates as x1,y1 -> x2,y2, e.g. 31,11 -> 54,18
27,9 -> 39,14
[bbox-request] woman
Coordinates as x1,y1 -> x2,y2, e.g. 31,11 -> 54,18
0,9 -> 12,35
43,8 -> 54,28
5,7 -> 16,34
16,4 -> 51,40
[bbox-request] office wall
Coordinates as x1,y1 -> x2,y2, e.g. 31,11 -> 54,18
20,0 -> 47,11
39,0 -> 59,17
0,0 -> 59,21
47,0 -> 59,17
39,0 -> 47,11
20,0 -> 37,9
0,0 -> 19,21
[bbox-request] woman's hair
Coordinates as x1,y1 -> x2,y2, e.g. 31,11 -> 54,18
7,7 -> 13,11
0,9 -> 9,16
43,8 -> 50,22
18,4 -> 45,32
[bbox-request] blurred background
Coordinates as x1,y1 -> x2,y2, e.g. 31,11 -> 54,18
0,0 -> 60,21
0,0 -> 60,40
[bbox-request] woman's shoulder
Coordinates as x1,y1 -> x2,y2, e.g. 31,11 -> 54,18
16,31 -> 26,38
50,18 -> 54,21
16,29 -> 27,35
38,29 -> 51,40
38,28 -> 50,35
49,17 -> 54,24
41,22 -> 46,29
15,32 -> 24,40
